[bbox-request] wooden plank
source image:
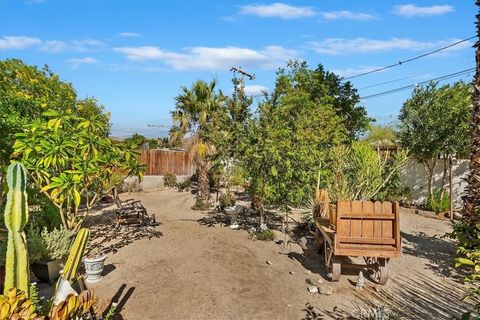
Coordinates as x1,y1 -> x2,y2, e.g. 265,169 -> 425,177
373,201 -> 383,239
394,202 -> 402,253
350,201 -> 363,216
362,202 -> 374,238
335,247 -> 401,258
381,201 -> 393,214
339,214 -> 395,220
337,237 -> 396,245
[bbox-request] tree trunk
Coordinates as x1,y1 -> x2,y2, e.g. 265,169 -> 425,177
462,3 -> 480,228
0,171 -> 4,206
440,156 -> 448,198
197,165 -> 210,203
449,155 -> 454,220
424,158 -> 437,201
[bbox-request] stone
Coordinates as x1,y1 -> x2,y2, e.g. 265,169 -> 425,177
298,237 -> 308,250
305,278 -> 314,285
266,260 -> 272,265
316,278 -> 324,285
319,285 -> 334,295
307,285 -> 318,293
289,270 -> 297,275
304,270 -> 312,276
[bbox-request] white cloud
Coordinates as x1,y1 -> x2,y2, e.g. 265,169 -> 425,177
70,39 -> 106,51
243,85 -> 269,95
68,56 -> 99,68
240,3 -> 316,19
0,36 -> 42,50
309,37 -> 471,55
117,32 -> 142,38
331,66 -> 384,78
114,45 -> 297,70
394,4 -> 454,17
40,40 -> 68,53
320,11 -> 378,21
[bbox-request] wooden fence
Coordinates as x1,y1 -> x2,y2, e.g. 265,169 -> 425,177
139,149 -> 195,176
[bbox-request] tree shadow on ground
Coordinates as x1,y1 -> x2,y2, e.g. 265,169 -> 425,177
401,231 -> 466,281
85,208 -> 163,254
314,272 -> 477,320
102,283 -> 136,320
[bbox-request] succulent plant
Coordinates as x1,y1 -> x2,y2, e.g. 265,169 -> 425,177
3,162 -> 30,296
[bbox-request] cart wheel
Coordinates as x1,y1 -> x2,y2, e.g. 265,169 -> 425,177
365,257 -> 389,285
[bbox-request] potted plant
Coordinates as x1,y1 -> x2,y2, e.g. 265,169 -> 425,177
28,227 -> 76,284
83,246 -> 107,284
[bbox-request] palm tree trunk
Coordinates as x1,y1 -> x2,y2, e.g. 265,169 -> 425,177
462,2 -> 480,230
197,165 -> 210,203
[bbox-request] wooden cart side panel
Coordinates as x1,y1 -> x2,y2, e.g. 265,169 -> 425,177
334,200 -> 401,258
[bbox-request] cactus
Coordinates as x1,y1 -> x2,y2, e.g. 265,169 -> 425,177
61,228 -> 90,282
3,162 -> 30,296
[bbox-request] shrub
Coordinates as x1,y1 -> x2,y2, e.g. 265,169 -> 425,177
164,172 -> 177,188
27,227 -> 77,263
219,193 -> 235,209
192,199 -> 210,211
426,190 -> 450,213
254,229 -> 275,241
177,179 -> 191,192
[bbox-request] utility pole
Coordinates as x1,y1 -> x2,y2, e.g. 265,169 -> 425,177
230,67 -> 255,94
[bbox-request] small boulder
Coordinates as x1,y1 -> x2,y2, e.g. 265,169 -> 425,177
317,278 -> 324,285
289,270 -> 297,275
266,260 -> 272,265
319,285 -> 334,295
307,285 -> 319,293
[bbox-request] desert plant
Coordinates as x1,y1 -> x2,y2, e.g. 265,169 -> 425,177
60,228 -> 90,283
219,193 -> 235,209
177,179 -> 191,192
4,162 -> 30,296
426,189 -> 450,213
192,199 -> 210,211
163,173 -> 177,188
254,229 -> 275,241
27,227 -> 76,263
0,288 -> 41,319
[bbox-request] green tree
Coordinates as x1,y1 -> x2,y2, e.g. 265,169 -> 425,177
170,80 -> 224,208
241,76 -> 348,228
398,82 -> 443,200
0,59 -> 78,204
124,133 -> 148,148
13,110 -> 145,229
271,60 -> 372,140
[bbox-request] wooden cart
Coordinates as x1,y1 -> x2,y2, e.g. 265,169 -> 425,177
315,200 -> 401,285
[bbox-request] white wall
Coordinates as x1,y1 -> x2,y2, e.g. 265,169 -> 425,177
400,158 -> 469,208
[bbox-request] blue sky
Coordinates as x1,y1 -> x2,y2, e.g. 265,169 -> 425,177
0,0 -> 476,137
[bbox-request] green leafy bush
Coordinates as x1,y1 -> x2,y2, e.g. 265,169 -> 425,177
219,193 -> 235,209
164,172 -> 177,188
177,179 -> 191,192
426,189 -> 450,213
254,229 -> 275,241
192,199 -> 210,211
27,227 -> 76,263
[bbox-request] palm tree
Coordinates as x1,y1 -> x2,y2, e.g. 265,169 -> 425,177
170,80 -> 223,208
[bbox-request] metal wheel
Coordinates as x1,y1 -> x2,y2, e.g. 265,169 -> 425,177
365,257 -> 389,285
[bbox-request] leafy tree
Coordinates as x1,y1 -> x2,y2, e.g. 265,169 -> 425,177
398,82 -> 444,200
271,60 -> 372,140
169,80 -> 224,208
241,78 -> 348,227
13,110 -> 145,229
363,124 -> 397,143
124,133 -> 148,148
0,59 -> 78,203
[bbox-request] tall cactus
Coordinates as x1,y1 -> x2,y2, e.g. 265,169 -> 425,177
3,162 -> 30,296
61,228 -> 90,282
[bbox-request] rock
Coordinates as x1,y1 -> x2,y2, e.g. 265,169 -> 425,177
319,285 -> 334,295
307,285 -> 319,293
317,278 -> 324,285
305,278 -> 314,285
304,270 -> 312,276
289,270 -> 297,275
298,237 -> 308,250
266,260 -> 272,265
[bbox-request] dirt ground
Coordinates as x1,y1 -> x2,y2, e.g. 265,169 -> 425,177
88,189 -> 476,320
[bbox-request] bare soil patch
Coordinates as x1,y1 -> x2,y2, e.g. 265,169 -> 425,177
88,189 -> 475,320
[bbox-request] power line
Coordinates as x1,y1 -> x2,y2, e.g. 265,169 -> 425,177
360,68 -> 474,100
343,36 -> 476,80
359,73 -> 430,90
